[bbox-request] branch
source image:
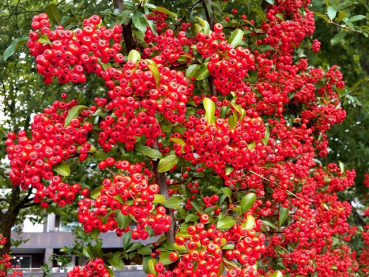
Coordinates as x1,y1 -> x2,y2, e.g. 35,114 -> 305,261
113,0 -> 124,11
328,20 -> 363,34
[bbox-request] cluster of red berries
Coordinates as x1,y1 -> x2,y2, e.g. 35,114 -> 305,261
67,258 -> 109,277
29,14 -> 123,84
0,235 -> 23,277
77,161 -> 171,239
149,222 -> 265,277
179,114 -> 266,177
5,99 -> 93,206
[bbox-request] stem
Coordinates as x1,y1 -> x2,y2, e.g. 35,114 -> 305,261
113,0 -> 124,11
152,160 -> 176,244
113,0 -> 136,53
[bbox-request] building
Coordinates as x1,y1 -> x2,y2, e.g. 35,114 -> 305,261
10,214 -> 148,276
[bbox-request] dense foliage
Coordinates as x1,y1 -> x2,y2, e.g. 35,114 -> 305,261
1,0 -> 369,276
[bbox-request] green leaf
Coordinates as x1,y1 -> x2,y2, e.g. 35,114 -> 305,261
279,207 -> 289,227
117,211 -> 131,229
163,196 -> 182,209
170,138 -> 186,146
240,193 -> 257,214
195,63 -> 210,80
197,17 -> 210,34
53,162 -> 70,176
228,112 -> 237,129
217,216 -> 236,229
263,220 -> 278,229
327,6 -> 336,21
38,34 -> 51,45
247,141 -> 256,150
123,231 -> 132,250
265,0 -> 274,4
261,126 -> 270,145
159,251 -> 175,265
158,155 -> 179,173
83,246 -> 93,259
126,242 -> 143,252
108,252 -> 125,270
222,244 -> 235,250
64,105 -> 88,127
148,61 -> 160,88
132,11 -> 148,33
136,145 -> 163,160
330,31 -> 347,46
242,214 -> 256,230
223,187 -> 232,199
153,194 -> 166,204
128,49 -> 141,63
90,186 -> 102,199
3,37 -> 29,61
339,161 -> 345,173
138,246 -> 152,255
314,11 -> 329,22
190,201 -> 201,213
203,98 -> 215,125
148,259 -> 158,275
225,166 -> 234,176
271,270 -> 283,277
45,4 -> 62,25
185,214 -> 199,223
94,150 -> 109,160
350,15 -> 366,22
228,29 -> 244,48
156,6 -> 177,18
186,64 -> 200,78
105,265 -> 115,277
252,8 -> 266,21
143,256 -> 151,274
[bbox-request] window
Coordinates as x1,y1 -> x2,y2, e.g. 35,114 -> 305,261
11,255 -> 32,269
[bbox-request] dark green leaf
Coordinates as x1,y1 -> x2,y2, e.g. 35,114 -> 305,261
223,187 -> 232,199
190,201 -> 201,213
136,145 -> 163,160
163,196 -> 182,209
123,231 -> 132,250
350,15 -> 366,22
228,29 -> 244,48
279,207 -> 289,227
90,186 -> 102,199
83,246 -> 93,259
186,64 -> 200,78
3,37 -> 29,61
156,6 -> 177,18
159,251 -> 175,265
132,11 -> 148,33
64,105 -> 88,127
45,4 -> 62,25
240,193 -> 256,214
217,216 -> 236,229
108,252 -> 125,270
185,214 -> 199,223
330,30 -> 347,46
138,246 -> 152,255
195,63 -> 210,80
117,211 -> 131,229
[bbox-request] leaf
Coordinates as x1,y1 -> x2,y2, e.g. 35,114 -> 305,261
195,63 -> 210,80
153,194 -> 166,204
279,207 -> 289,227
350,15 -> 366,22
228,29 -> 244,48
94,150 -> 109,160
90,228 -> 100,240
197,17 -> 210,34
185,214 -> 199,223
123,231 -> 132,250
3,37 -> 29,61
222,244 -> 235,250
64,105 -> 88,127
327,6 -> 337,21
271,270 -> 283,277
190,201 -> 201,213
225,166 -> 234,176
156,6 -> 177,18
163,196 -> 182,209
83,246 -> 93,259
45,4 -> 62,25
53,162 -> 70,176
339,161 -> 345,173
228,112 -> 237,129
252,8 -> 266,21
159,251 -> 175,265
186,64 -> 200,78
223,187 -> 232,199
132,11 -> 148,33
314,11 -> 329,22
105,266 -> 115,277
128,49 -> 141,63
158,155 -> 179,173
136,145 -> 163,160
203,98 -> 215,125
148,61 -> 160,88
138,246 -> 152,255
247,141 -> 255,150
90,186 -> 102,199
126,242 -> 143,252
261,126 -> 270,145
148,259 -> 158,275
242,215 -> 256,230
143,256 -> 151,274
117,211 -> 131,229
240,193 -> 256,214
108,252 -> 125,270
170,138 -> 186,146
330,30 -> 347,46
217,216 -> 236,229
263,220 -> 278,229
265,0 -> 275,4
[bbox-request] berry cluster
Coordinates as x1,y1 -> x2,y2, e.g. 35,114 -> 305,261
77,161 -> 171,239
67,258 -> 109,277
0,235 -> 22,277
29,14 -> 122,84
5,99 -> 93,207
